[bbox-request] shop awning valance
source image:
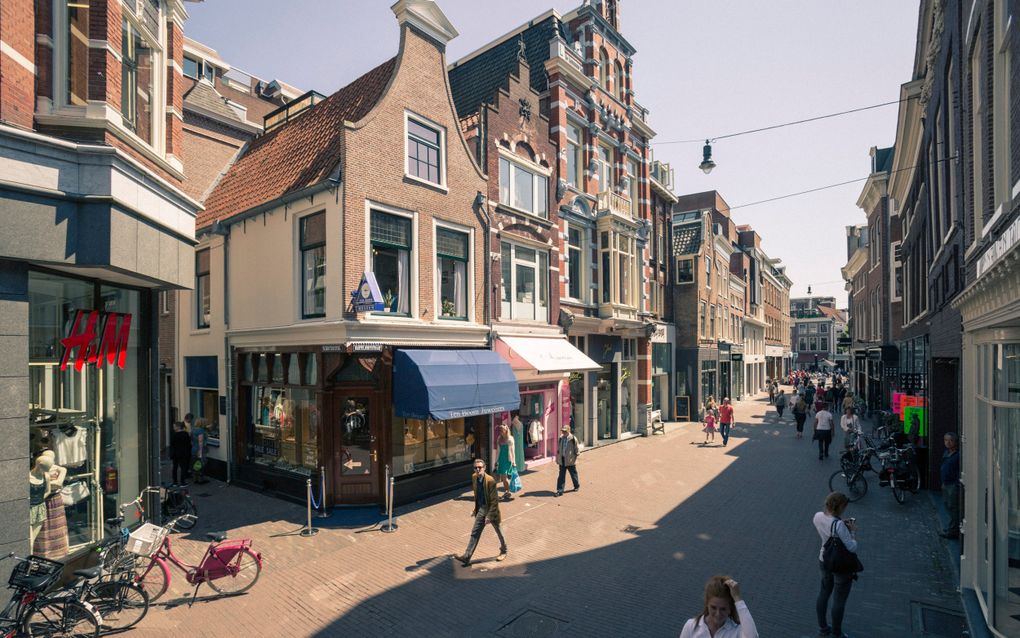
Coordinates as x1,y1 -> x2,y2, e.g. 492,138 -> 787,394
495,336 -> 602,374
393,349 -> 520,421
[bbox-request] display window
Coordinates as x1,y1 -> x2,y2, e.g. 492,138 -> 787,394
241,352 -> 320,477
391,415 -> 474,476
27,271 -> 149,559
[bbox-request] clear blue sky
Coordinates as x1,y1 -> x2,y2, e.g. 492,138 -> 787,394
183,0 -> 920,306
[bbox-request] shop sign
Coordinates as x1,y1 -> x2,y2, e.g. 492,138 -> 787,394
350,272 -> 384,313
892,392 -> 904,417
346,342 -> 383,353
322,345 -> 347,353
560,383 -> 572,429
59,310 -> 132,372
977,215 -> 1020,279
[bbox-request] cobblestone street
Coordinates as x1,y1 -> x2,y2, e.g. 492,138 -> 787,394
128,391 -> 963,637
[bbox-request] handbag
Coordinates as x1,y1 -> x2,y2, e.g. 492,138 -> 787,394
509,467 -> 522,493
823,519 -> 863,574
60,480 -> 91,506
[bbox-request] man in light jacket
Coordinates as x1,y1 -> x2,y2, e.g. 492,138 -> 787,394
555,424 -> 580,496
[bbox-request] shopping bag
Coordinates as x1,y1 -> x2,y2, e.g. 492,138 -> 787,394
509,467 -> 523,493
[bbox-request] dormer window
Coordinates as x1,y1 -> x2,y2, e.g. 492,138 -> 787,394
183,56 -> 215,83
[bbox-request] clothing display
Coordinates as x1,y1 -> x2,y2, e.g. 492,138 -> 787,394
52,427 -> 88,466
33,493 -> 68,559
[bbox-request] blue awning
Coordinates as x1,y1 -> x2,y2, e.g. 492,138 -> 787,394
393,349 -> 520,421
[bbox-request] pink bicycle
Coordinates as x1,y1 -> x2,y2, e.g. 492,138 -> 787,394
127,515 -> 262,605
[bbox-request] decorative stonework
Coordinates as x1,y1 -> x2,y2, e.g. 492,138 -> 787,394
919,0 -> 944,112
955,245 -> 1020,328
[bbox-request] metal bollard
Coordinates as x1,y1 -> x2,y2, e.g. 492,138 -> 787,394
381,466 -> 397,533
300,478 -> 319,537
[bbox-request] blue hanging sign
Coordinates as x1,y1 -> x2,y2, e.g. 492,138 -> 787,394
351,272 -> 384,312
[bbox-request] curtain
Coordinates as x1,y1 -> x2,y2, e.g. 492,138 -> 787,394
397,249 -> 409,314
454,261 -> 466,317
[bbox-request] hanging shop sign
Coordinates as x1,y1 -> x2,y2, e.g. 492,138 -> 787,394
351,272 -> 384,313
59,310 -> 132,372
892,392 -> 905,417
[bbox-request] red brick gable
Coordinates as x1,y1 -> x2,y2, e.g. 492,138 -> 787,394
198,57 -> 397,229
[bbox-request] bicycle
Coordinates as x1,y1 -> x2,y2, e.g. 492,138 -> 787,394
128,514 -> 262,605
54,565 -> 148,632
0,554 -> 100,638
878,442 -> 921,504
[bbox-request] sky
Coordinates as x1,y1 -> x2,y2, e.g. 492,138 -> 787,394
183,0 -> 921,307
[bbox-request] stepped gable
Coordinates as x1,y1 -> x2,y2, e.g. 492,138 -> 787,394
198,57 -> 397,229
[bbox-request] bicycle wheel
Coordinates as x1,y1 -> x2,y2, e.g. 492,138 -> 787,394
846,473 -> 868,502
134,556 -> 170,603
907,465 -> 921,494
171,497 -> 198,530
22,599 -> 100,638
88,581 -> 148,631
892,477 -> 906,504
828,470 -> 845,493
207,548 -> 261,596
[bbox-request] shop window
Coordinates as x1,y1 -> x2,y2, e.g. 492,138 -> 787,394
567,225 -> 585,301
406,115 -> 444,186
500,242 -> 549,321
248,385 -> 318,476
28,272 -> 149,559
392,416 -> 474,476
189,388 -> 220,442
195,249 -> 210,329
300,212 -> 326,318
498,156 -> 549,218
121,18 -> 156,145
371,210 -> 412,315
436,227 -> 468,319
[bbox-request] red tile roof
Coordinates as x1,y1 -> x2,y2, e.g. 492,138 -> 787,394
198,57 -> 397,229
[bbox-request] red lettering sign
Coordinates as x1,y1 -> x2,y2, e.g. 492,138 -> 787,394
59,310 -> 132,371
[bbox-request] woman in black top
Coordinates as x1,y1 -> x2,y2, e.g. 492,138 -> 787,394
169,422 -> 192,485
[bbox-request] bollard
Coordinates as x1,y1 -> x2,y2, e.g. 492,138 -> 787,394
316,466 -> 330,519
381,468 -> 398,533
300,478 -> 319,537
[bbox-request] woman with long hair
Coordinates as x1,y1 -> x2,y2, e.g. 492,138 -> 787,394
679,575 -> 758,637
494,423 -> 516,500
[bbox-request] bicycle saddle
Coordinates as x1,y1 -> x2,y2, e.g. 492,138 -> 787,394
206,531 -> 228,542
72,566 -> 103,580
105,516 -> 124,526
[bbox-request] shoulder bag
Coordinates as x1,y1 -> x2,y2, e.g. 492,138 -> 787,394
823,519 -> 863,574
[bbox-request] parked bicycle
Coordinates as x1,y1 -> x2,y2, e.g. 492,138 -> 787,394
877,437 -> 921,503
829,446 -> 878,502
0,553 -> 100,638
117,514 -> 261,605
55,565 -> 148,632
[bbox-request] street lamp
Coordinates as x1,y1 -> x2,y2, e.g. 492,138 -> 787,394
699,140 -> 716,174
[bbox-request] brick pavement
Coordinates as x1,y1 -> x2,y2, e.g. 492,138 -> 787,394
125,389 -> 963,637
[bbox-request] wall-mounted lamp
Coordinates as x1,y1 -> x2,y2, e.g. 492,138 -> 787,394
699,140 -> 716,174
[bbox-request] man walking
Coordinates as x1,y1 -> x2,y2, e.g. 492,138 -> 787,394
555,425 -> 580,496
718,398 -> 735,447
940,432 -> 961,539
455,458 -> 507,566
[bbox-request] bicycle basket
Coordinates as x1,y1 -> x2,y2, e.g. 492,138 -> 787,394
9,555 -> 64,592
125,522 -> 169,557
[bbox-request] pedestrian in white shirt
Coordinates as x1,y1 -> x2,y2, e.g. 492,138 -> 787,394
678,576 -> 758,638
814,492 -> 859,638
839,407 -> 861,450
813,407 -> 835,460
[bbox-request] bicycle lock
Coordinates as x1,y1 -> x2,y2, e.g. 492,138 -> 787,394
381,464 -> 397,533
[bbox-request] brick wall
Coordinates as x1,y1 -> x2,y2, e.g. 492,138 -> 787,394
182,113 -> 250,202
0,0 -> 36,129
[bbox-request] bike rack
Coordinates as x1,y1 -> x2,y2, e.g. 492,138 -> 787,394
381,464 -> 397,533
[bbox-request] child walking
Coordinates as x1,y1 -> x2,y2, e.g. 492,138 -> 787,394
703,409 -> 718,445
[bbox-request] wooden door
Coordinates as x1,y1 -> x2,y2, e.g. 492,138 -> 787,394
330,391 -> 380,504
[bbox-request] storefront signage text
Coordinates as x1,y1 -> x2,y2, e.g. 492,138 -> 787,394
60,310 -> 132,372
977,215 -> 1020,279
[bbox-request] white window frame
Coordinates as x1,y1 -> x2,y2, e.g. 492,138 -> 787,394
497,147 -> 551,219
676,257 -> 694,284
119,9 -> 165,150
891,240 -> 903,302
627,157 -> 639,216
705,255 -> 712,288
992,1 -> 1013,218
160,290 -> 170,315
500,240 -> 550,322
970,29 -> 986,248
364,200 -> 418,318
183,55 -> 215,84
298,210 -> 327,320
404,111 -> 447,190
565,123 -> 583,188
566,224 -> 588,302
433,220 -> 474,322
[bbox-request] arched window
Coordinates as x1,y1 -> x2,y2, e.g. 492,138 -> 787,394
599,49 -> 609,87
614,61 -> 625,101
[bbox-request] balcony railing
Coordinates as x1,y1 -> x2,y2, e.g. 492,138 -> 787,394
597,190 -> 632,218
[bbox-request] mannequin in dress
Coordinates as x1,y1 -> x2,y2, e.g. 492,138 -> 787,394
30,451 -> 67,555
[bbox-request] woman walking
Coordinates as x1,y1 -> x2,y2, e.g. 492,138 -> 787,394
679,576 -> 758,638
839,407 -> 861,450
494,423 -> 516,500
814,492 -> 859,638
793,395 -> 808,438
775,390 -> 787,419
813,404 -> 835,460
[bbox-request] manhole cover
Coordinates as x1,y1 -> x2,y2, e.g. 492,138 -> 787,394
497,609 -> 568,637
912,603 -> 967,637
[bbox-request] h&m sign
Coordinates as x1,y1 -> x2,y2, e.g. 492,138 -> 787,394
59,310 -> 132,372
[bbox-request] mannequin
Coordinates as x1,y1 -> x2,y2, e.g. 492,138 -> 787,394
31,450 -> 68,558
